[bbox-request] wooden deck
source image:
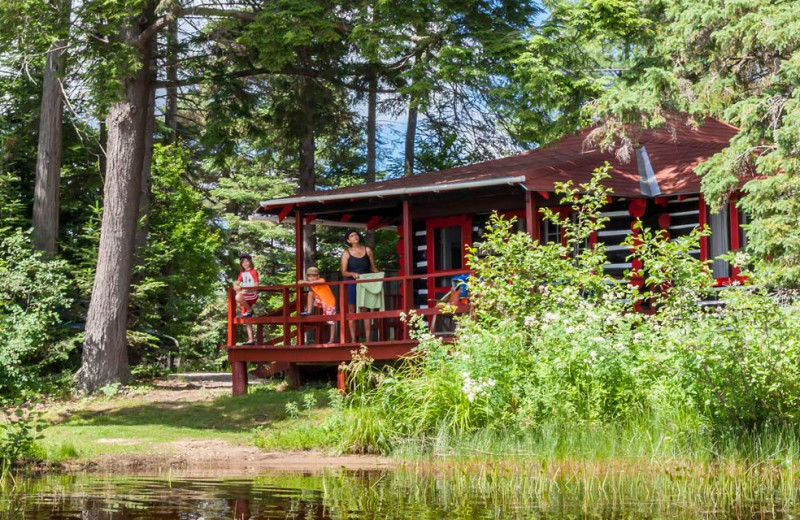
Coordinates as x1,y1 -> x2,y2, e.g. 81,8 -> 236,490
222,271 -> 468,394
223,340 -> 420,394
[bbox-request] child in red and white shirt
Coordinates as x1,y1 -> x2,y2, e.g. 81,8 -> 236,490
234,253 -> 258,345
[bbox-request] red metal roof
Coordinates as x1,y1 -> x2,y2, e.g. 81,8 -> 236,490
261,116 -> 738,208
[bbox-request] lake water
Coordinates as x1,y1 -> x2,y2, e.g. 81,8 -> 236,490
0,469 -> 794,519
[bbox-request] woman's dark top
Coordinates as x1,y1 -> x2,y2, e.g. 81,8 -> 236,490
347,250 -> 371,274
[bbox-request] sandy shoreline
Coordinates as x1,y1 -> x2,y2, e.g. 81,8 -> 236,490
41,376 -> 392,475
61,441 -> 391,475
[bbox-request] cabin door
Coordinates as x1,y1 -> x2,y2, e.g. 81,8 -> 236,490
426,216 -> 472,307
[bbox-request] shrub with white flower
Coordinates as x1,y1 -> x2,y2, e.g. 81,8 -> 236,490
461,372 -> 496,403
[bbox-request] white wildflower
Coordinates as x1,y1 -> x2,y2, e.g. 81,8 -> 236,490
524,315 -> 537,328
461,372 -> 496,403
543,312 -> 559,323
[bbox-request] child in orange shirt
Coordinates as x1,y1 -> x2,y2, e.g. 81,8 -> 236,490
301,266 -> 337,344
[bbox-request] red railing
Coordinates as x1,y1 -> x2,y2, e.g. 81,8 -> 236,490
226,270 -> 470,347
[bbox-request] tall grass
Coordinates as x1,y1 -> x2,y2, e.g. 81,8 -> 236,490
322,460 -> 800,519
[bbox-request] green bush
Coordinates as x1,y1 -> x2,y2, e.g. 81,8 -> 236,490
666,290 -> 800,430
0,230 -> 78,398
329,167 -> 800,454
0,403 -> 45,480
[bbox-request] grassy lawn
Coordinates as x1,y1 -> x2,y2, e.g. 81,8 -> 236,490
38,381 -> 334,463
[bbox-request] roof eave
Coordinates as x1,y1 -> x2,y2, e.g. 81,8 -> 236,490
259,175 -> 528,209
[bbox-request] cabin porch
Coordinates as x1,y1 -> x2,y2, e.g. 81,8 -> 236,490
222,270 -> 470,394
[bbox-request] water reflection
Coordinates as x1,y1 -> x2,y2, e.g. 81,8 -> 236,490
0,470 -> 795,519
1,475 -> 331,520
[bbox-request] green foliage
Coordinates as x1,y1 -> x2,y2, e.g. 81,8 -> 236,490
75,0 -> 153,111
129,142 -> 223,363
285,401 -> 301,419
0,403 -> 46,481
736,172 -> 800,288
252,387 -> 333,451
329,168 -> 800,455
98,383 -> 122,398
624,221 -> 714,315
0,173 -> 27,238
253,422 -> 330,451
667,291 -> 800,430
0,231 -> 78,398
538,0 -> 800,288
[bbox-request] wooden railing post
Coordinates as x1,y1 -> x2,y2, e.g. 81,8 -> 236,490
227,286 -> 236,346
296,283 -> 303,345
339,282 -> 348,343
282,286 -> 290,345
401,277 -> 412,340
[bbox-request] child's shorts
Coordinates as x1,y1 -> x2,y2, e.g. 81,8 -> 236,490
313,295 -> 336,325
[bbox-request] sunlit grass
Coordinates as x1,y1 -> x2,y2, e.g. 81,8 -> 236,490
38,383 -> 333,462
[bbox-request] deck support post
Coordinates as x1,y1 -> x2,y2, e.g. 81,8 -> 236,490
286,363 -> 301,388
525,190 -> 539,242
234,499 -> 250,519
232,361 -> 248,395
337,366 -> 346,393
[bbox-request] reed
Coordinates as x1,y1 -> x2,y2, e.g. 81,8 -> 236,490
322,458 -> 800,519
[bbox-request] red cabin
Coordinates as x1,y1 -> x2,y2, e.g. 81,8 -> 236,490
223,116 -> 747,394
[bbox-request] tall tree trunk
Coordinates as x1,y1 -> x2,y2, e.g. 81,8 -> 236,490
99,120 -> 107,176
367,70 -> 377,185
404,51 -> 424,177
365,68 -> 377,248
132,40 -> 157,289
32,0 -> 70,253
77,5 -> 155,393
164,18 -> 178,141
128,78 -> 156,332
297,74 -> 316,272
134,84 -> 155,260
404,102 -> 418,177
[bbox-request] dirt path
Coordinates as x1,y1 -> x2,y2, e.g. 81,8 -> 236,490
50,376 -> 391,475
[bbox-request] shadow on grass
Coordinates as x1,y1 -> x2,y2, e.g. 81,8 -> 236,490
54,385 -> 331,433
